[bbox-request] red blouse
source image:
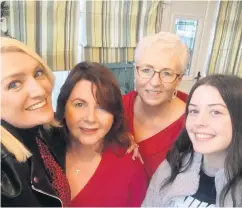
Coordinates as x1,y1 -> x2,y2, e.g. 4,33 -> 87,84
69,146 -> 148,207
123,91 -> 187,178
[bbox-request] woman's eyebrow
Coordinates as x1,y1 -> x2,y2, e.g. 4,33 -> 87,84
71,98 -> 86,103
1,72 -> 25,83
188,103 -> 227,108
208,103 -> 227,108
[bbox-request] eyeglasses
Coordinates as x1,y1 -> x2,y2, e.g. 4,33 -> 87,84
135,65 -> 182,83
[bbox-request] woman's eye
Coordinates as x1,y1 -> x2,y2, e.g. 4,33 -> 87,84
162,71 -> 173,76
34,69 -> 45,78
141,68 -> 152,73
211,110 -> 222,115
74,103 -> 84,108
8,81 -> 21,90
188,109 -> 199,115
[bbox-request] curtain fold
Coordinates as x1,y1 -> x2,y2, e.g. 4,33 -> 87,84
84,47 -> 135,63
83,0 -> 163,63
8,0 -> 79,71
208,1 -> 242,77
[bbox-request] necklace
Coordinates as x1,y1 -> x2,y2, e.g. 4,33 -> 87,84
76,169 -> 80,176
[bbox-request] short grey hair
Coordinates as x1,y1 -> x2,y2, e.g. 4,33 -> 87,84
134,31 -> 190,73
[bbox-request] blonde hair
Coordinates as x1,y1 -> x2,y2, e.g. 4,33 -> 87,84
134,31 -> 190,73
1,37 -> 59,162
1,126 -> 32,162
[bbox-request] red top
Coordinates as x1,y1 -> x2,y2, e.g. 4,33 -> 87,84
123,91 -> 188,178
69,146 -> 148,207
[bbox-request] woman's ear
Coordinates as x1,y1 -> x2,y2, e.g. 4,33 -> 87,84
175,74 -> 183,88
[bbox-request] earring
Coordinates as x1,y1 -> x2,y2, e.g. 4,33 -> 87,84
172,89 -> 177,99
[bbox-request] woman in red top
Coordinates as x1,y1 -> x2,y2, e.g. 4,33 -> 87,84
123,32 -> 190,178
55,62 -> 148,207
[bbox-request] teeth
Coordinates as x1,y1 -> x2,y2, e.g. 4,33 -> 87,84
147,90 -> 161,94
82,128 -> 96,131
27,100 -> 46,111
196,133 -> 213,139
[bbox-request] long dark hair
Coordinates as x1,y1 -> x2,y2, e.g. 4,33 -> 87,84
163,74 -> 242,206
55,61 -> 130,151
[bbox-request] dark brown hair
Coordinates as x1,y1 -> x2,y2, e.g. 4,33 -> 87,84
55,61 -> 131,151
163,74 -> 242,206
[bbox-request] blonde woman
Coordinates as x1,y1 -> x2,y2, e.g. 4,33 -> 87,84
1,37 -> 70,207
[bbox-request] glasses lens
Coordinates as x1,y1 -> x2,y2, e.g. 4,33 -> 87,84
137,67 -> 154,79
160,71 -> 177,83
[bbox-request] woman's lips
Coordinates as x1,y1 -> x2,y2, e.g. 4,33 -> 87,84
195,133 -> 215,141
80,127 -> 98,134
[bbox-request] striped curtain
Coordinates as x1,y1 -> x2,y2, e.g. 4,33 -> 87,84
83,0 -> 163,63
84,47 -> 135,63
208,1 -> 242,77
8,0 -> 79,71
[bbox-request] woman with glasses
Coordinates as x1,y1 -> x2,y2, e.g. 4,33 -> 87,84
123,32 -> 190,178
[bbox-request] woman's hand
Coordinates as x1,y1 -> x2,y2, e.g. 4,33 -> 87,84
126,135 -> 144,164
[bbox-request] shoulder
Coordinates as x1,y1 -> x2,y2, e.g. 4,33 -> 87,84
177,91 -> 188,102
122,91 -> 137,105
39,126 -> 66,167
1,144 -> 29,200
141,159 -> 172,206
1,144 -> 12,161
153,159 -> 171,182
40,126 -> 66,147
105,146 -> 146,175
152,153 -> 202,182
40,126 -> 64,138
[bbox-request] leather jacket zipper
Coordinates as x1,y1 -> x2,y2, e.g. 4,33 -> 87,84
31,185 -> 63,207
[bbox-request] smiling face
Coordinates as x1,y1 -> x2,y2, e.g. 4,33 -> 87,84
65,80 -> 114,147
1,51 -> 54,128
135,45 -> 182,107
186,85 -> 232,154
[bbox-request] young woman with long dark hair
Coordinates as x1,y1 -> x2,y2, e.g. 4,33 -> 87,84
142,74 -> 242,207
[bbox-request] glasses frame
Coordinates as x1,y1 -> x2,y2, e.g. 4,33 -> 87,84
135,65 -> 183,83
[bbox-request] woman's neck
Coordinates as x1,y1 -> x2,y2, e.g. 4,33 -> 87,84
134,95 -> 179,119
67,138 -> 102,161
202,151 -> 227,177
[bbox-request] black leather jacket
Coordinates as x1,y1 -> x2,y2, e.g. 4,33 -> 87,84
1,122 -> 64,207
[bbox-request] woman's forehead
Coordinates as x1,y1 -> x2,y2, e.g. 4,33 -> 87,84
1,52 -> 40,77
